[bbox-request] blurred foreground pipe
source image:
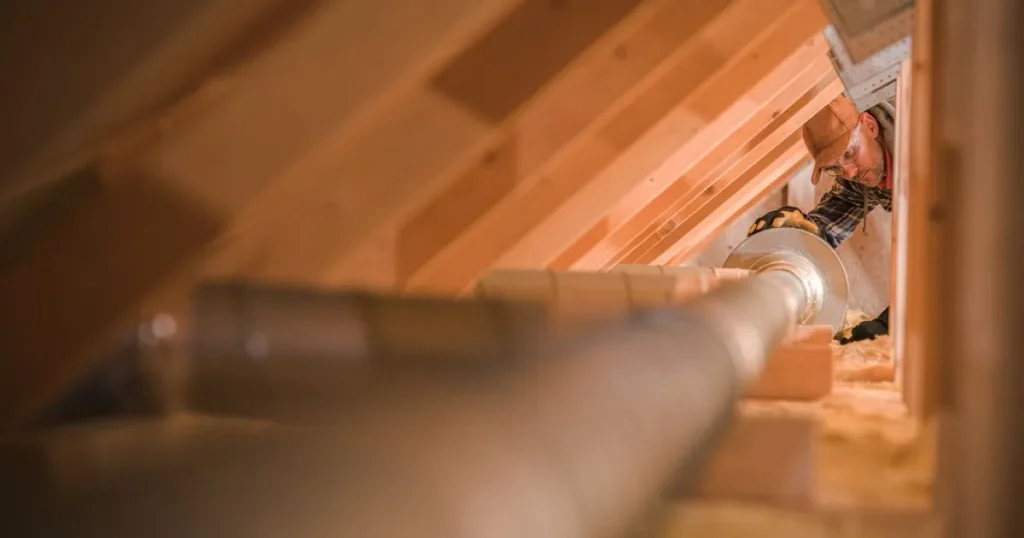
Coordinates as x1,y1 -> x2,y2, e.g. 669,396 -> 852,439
40,303 -> 741,538
27,264 -> 815,538
191,281 -> 547,365
185,282 -> 547,419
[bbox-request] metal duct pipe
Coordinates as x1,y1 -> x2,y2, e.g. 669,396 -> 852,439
688,269 -> 808,382
476,262 -> 812,383
18,230 -> 845,537
177,229 -> 842,420
30,296 -> 745,538
29,271 -> 809,538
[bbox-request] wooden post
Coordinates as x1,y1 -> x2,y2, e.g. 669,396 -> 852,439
900,0 -> 939,419
890,60 -> 912,395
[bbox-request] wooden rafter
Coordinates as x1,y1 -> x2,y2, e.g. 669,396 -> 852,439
0,0 -> 525,431
172,0 -> 528,282
0,0 -> 311,203
554,35 -> 833,270
661,143 -> 811,265
320,0 -> 736,290
615,75 -> 842,266
402,0 -> 827,294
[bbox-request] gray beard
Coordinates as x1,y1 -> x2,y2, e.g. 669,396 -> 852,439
852,165 -> 884,185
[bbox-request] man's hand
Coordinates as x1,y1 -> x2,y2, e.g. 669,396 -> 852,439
835,307 -> 890,345
747,206 -> 821,237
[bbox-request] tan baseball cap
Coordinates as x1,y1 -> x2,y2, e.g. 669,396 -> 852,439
803,96 -> 860,185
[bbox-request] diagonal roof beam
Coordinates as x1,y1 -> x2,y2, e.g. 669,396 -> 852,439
661,142 -> 811,265
612,74 -> 843,266
0,0 -> 524,432
311,0 -> 735,290
404,0 -> 827,295
554,35 -> 833,270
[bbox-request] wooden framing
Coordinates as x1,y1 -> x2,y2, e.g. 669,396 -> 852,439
661,153 -> 812,265
1,0 -> 852,429
0,0 -> 529,431
400,0 -> 827,294
606,76 -> 841,266
898,0 -> 939,418
377,0 -> 736,287
0,0 -> 961,531
490,3 -> 830,275
0,0 -> 843,430
747,336 -> 833,401
1,412 -> 816,511
0,0 -> 308,203
0,176 -> 226,432
694,415 -> 818,506
212,0 -> 676,284
890,60 -> 912,398
557,37 -> 834,270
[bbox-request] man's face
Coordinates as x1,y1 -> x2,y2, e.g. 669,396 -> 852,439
820,113 -> 886,187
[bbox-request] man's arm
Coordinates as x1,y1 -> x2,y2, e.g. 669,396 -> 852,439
746,179 -> 878,247
806,179 -> 877,248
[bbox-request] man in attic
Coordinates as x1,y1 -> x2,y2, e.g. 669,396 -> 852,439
747,95 -> 894,345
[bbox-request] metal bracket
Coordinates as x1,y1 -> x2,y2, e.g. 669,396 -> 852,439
817,0 -> 915,62
824,25 -> 910,112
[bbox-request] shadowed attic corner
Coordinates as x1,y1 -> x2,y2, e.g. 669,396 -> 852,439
6,0 -> 1005,534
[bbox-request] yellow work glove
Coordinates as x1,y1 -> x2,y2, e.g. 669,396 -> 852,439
747,206 -> 821,237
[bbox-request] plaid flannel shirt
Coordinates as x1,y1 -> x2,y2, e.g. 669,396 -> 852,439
803,100 -> 897,248
806,178 -> 892,248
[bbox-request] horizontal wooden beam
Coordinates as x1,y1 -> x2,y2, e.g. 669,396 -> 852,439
557,38 -> 832,270
0,413 -> 817,508
789,324 -> 834,346
747,342 -> 833,401
693,415 -> 817,507
0,414 -> 273,498
660,504 -> 940,536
